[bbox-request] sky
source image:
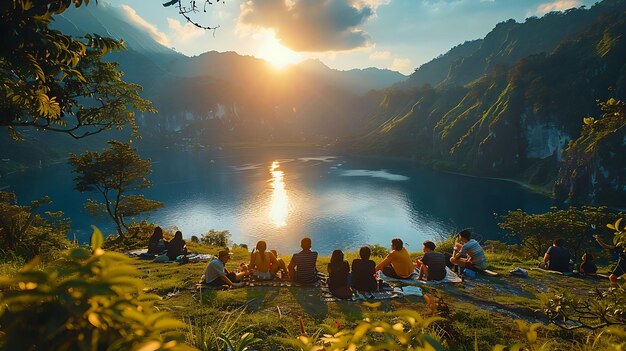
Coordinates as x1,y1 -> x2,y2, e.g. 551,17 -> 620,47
104,0 -> 597,74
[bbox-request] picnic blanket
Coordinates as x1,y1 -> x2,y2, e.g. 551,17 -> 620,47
378,267 -> 462,285
196,272 -> 328,290
320,287 -> 407,302
125,249 -> 213,263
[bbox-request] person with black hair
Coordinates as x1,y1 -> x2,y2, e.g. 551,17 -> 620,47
327,250 -> 352,299
375,238 -> 413,279
416,240 -> 446,281
450,229 -> 487,272
166,230 -> 188,261
147,226 -> 168,255
351,246 -> 377,292
540,238 -> 571,273
579,251 -> 597,274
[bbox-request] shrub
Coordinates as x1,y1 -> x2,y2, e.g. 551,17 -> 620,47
0,227 -> 195,351
201,230 -> 231,247
190,236 -> 200,243
369,244 -> 389,258
499,206 -> 620,259
0,191 -> 70,261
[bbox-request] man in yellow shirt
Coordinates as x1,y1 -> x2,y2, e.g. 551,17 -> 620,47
375,238 -> 414,279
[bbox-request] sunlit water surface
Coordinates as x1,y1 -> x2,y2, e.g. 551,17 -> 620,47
7,149 -> 554,254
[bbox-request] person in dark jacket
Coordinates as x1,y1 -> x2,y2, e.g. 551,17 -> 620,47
147,226 -> 168,255
327,249 -> 352,299
351,246 -> 377,292
167,231 -> 188,260
540,238 -> 571,273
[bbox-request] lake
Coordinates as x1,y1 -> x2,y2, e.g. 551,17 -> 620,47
7,148 -> 554,254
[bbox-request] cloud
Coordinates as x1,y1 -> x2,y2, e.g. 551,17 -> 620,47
536,0 -> 581,15
369,50 -> 391,60
238,0 -> 377,52
390,58 -> 412,73
119,5 -> 170,47
167,18 -> 205,43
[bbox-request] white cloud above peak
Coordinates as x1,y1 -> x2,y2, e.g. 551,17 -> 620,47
536,0 -> 581,15
119,5 -> 170,47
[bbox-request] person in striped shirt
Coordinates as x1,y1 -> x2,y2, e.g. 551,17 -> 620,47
288,237 -> 319,284
450,229 -> 487,272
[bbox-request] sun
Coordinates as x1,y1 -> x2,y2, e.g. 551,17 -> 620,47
255,31 -> 300,69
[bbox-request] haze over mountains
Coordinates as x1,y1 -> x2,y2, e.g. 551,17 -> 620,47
3,0 -> 625,206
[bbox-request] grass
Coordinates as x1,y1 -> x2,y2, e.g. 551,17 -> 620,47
1,243 -> 618,350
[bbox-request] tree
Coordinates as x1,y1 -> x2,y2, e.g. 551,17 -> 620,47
499,206 -> 620,259
162,0 -> 221,30
0,191 -> 69,260
69,140 -> 163,241
555,99 -> 626,204
1,0 -> 155,140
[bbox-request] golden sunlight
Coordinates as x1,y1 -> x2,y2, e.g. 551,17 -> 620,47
269,161 -> 288,227
255,31 -> 300,69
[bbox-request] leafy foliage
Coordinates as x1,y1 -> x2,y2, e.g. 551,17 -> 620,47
0,227 -> 195,350
0,0 -> 156,139
0,191 -> 69,260
542,217 -> 626,331
70,141 -> 163,241
499,206 -> 620,259
555,99 -> 626,204
200,230 -> 230,247
368,244 -> 389,258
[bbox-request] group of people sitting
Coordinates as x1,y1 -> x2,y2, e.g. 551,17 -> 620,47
540,235 -> 626,288
147,227 -> 188,261
201,229 -> 491,298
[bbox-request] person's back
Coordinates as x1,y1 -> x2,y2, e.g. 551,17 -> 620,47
291,250 -> 318,283
547,245 -> 570,272
251,251 -> 275,273
148,239 -> 166,255
460,239 -> 487,271
167,231 -> 187,260
421,251 -> 446,281
351,258 -> 377,291
328,260 -> 350,291
388,247 -> 414,278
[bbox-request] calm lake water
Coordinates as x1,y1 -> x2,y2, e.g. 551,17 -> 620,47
7,148 -> 554,254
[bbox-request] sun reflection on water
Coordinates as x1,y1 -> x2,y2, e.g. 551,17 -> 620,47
269,161 -> 288,227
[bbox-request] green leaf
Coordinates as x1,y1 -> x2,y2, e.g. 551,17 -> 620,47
91,225 -> 104,250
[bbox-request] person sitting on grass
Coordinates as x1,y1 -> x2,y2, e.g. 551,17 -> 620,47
415,240 -> 447,281
594,234 -> 626,288
288,237 -> 319,284
327,250 -> 353,299
579,251 -> 597,274
270,249 -> 289,279
249,240 -> 278,280
539,239 -> 571,273
375,238 -> 414,279
204,250 -> 246,288
147,226 -> 168,255
351,246 -> 377,292
166,231 -> 188,261
450,229 -> 487,272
